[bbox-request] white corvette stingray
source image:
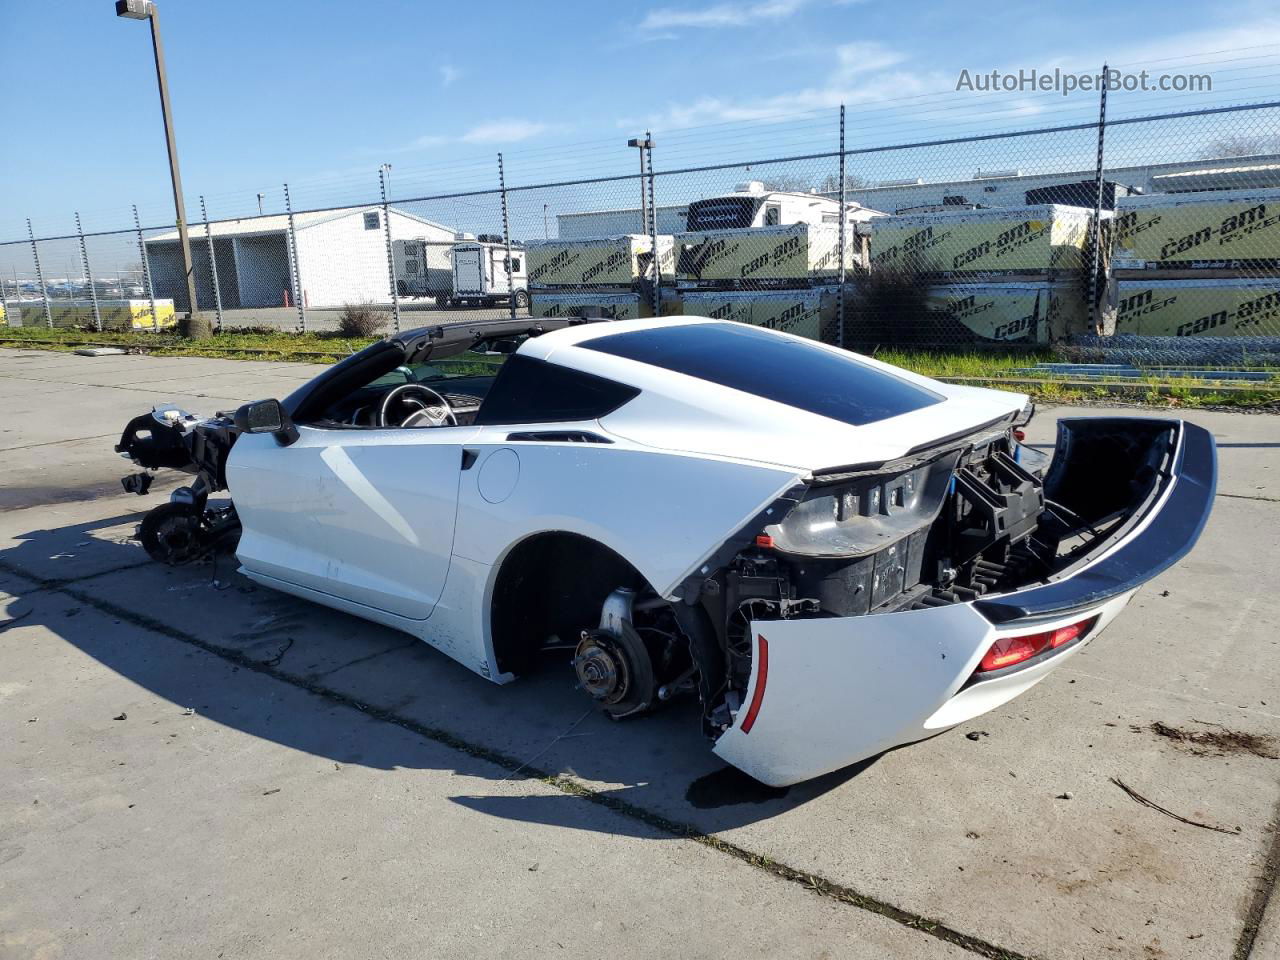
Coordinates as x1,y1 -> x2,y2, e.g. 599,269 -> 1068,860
116,316 -> 1216,786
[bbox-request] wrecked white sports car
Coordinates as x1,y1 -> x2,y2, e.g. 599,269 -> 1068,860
116,316 -> 1216,786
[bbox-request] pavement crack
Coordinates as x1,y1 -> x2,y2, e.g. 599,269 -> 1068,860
0,371 -> 249,405
1218,492 -> 1280,504
1234,787 -> 1280,959
16,558 -> 157,590
8,560 -> 1034,960
307,638 -> 420,679
0,432 -> 118,453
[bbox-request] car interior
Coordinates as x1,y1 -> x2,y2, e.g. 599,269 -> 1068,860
301,339 -> 516,429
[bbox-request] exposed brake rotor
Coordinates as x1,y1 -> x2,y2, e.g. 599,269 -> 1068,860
573,621 -> 656,719
137,502 -> 240,566
138,503 -> 206,566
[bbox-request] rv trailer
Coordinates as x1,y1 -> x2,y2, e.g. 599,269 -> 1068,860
446,235 -> 529,308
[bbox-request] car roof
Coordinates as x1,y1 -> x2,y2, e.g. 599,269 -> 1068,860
522,316 -> 1025,470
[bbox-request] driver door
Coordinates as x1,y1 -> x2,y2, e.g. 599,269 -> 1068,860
231,422 -> 479,621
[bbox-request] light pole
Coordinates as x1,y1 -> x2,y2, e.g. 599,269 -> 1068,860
115,0 -> 199,325
627,136 -> 653,234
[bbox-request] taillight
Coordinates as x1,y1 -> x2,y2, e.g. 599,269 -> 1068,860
976,617 -> 1096,673
740,635 -> 769,734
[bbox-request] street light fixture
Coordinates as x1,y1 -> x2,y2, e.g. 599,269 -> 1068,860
115,0 -> 199,323
627,136 -> 654,234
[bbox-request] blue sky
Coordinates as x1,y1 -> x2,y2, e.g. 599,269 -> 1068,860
2,0 -> 1279,250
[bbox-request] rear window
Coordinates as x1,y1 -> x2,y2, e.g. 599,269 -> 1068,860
581,323 -> 942,426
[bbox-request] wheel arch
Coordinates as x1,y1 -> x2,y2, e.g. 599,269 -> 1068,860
487,530 -> 648,678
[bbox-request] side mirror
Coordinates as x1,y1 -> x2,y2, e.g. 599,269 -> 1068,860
234,398 -> 299,446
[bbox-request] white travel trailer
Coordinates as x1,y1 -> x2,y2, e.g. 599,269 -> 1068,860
446,235 -> 529,309
393,237 -> 454,300
684,181 -> 882,231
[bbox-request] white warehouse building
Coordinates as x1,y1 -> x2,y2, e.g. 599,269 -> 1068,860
145,205 -> 455,310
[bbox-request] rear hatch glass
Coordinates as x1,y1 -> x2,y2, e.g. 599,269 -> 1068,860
581,322 -> 943,426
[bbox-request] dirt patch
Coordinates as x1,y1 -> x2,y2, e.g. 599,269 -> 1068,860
1147,720 -> 1278,759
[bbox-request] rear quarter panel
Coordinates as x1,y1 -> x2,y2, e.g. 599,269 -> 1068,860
451,435 -> 803,598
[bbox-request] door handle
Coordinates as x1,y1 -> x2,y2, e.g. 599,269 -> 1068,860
461,448 -> 479,470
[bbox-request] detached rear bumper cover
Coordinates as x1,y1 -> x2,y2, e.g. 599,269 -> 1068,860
714,419 -> 1216,787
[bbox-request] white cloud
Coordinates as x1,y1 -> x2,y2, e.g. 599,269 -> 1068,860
638,69 -> 942,128
459,120 -> 550,143
1052,20 -> 1280,73
409,133 -> 448,149
628,40 -> 939,128
439,65 -> 460,87
403,119 -> 552,153
629,13 -> 1280,132
831,41 -> 907,80
641,0 -> 808,30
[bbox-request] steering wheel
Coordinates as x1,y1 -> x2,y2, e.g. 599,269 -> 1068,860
377,383 -> 457,428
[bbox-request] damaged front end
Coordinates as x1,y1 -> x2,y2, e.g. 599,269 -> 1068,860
682,413 -> 1215,785
116,405 -> 242,565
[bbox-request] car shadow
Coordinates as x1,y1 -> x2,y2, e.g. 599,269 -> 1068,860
2,504 -> 883,840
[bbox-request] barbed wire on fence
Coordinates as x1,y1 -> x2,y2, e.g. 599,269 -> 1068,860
1,92 -> 1278,356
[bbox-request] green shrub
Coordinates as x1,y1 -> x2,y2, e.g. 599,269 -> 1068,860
338,302 -> 389,338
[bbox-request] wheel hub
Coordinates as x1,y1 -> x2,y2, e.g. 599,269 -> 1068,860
573,633 -> 630,705
139,503 -> 205,566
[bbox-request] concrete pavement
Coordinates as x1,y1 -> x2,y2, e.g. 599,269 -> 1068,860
1,347 -> 1278,960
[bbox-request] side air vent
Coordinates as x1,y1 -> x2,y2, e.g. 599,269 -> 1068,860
505,431 -> 612,444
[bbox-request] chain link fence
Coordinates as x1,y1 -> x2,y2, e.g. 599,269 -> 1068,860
2,99 -> 1279,362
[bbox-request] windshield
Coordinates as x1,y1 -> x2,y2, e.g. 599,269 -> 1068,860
364,346 -> 510,389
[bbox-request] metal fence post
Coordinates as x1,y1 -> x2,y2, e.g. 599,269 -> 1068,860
283,183 -> 306,333
497,153 -> 516,320
199,196 -> 224,333
133,204 -> 159,332
26,219 -> 52,328
837,104 -> 847,349
75,212 -> 102,332
1087,63 -> 1109,336
379,166 -> 401,333
0,267 -> 9,328
645,132 -> 661,318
